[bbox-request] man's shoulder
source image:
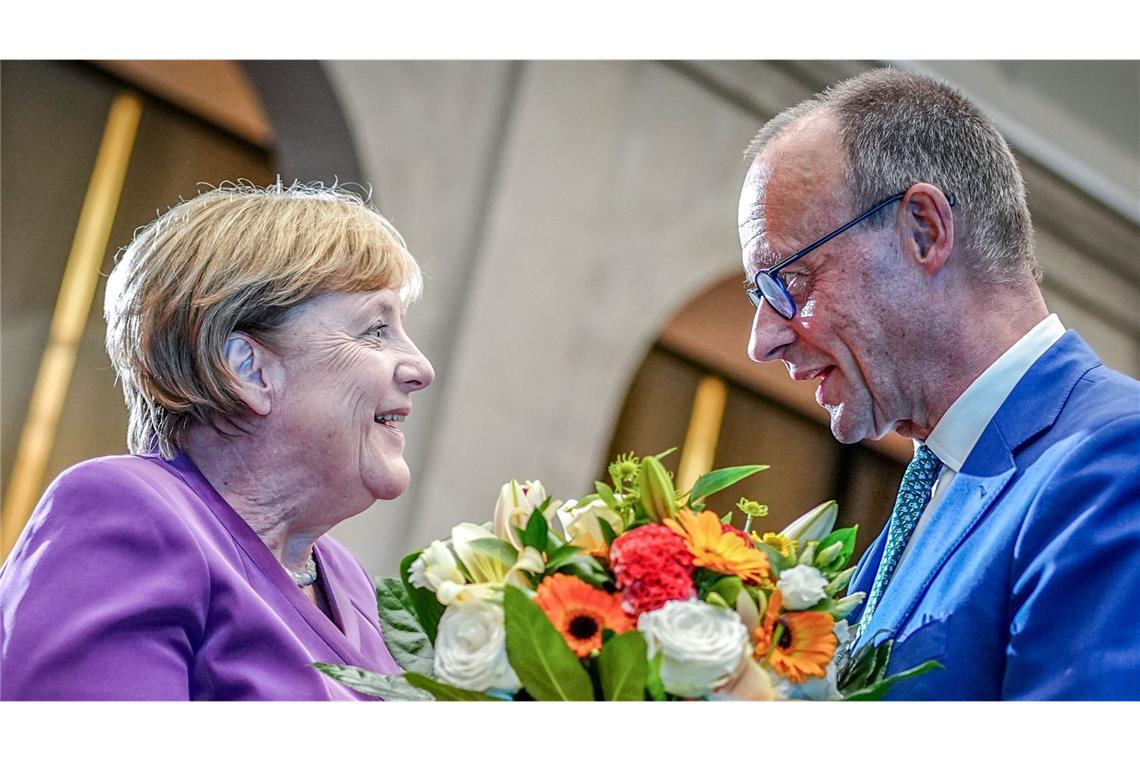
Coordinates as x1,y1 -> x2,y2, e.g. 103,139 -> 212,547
1008,333 -> 1139,446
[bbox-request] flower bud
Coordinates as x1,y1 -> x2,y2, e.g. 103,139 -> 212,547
638,456 -> 678,523
780,501 -> 838,545
833,591 -> 867,619
814,540 -> 843,569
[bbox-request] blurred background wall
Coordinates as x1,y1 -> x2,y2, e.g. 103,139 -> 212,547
2,59 -> 1137,574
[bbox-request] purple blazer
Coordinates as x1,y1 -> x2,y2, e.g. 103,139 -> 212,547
0,451 -> 400,700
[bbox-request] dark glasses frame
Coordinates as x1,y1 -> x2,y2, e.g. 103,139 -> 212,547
747,190 -> 956,319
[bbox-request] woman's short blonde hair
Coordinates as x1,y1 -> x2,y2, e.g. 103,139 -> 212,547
104,181 -> 423,458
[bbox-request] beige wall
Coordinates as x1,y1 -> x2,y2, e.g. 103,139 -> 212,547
324,60 -> 1140,575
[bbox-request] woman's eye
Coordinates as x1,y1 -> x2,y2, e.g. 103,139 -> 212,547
369,324 -> 388,339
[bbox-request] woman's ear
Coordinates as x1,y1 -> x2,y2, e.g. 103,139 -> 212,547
224,332 -> 277,417
897,182 -> 955,276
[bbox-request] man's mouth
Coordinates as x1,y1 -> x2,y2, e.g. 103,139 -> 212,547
791,366 -> 833,383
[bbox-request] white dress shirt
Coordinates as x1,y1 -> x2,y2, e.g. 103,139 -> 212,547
897,314 -> 1067,565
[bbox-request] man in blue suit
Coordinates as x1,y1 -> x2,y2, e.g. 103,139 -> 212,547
738,68 -> 1139,699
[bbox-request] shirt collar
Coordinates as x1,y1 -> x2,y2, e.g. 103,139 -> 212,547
923,314 -> 1066,471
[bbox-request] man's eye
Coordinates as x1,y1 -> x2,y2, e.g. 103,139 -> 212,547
368,324 -> 388,339
784,273 -> 808,294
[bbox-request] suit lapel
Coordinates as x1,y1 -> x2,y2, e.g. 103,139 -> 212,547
855,331 -> 1101,645
860,442 -> 1015,642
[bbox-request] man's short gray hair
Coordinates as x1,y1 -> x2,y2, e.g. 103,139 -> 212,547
746,68 -> 1038,283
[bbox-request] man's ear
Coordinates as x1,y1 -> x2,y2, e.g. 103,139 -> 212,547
223,332 -> 279,417
897,182 -> 955,276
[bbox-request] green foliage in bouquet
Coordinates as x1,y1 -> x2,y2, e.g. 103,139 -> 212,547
316,450 -> 939,701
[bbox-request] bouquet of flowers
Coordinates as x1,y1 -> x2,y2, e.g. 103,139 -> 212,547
318,450 -> 938,701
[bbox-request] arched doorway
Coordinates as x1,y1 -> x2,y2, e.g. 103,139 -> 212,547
601,271 -> 910,561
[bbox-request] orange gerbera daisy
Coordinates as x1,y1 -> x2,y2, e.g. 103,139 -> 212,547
754,590 -> 838,684
533,574 -> 633,657
665,509 -> 771,585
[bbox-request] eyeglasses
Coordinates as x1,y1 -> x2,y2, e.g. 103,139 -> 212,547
746,191 -> 956,319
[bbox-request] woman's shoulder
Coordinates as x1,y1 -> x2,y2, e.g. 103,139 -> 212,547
19,453 -> 212,556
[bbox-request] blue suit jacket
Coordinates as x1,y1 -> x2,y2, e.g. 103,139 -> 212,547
847,331 -> 1140,700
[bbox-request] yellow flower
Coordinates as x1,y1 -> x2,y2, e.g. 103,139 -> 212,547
665,509 -> 771,585
756,531 -> 797,558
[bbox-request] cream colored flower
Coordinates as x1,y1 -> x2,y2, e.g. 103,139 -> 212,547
433,600 -> 520,692
557,497 -> 623,554
637,599 -> 751,698
777,564 -> 829,610
492,480 -> 551,550
408,540 -> 464,594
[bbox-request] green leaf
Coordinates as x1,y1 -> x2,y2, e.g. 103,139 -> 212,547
837,639 -> 880,692
869,639 -> 894,683
518,503 -> 549,553
544,543 -> 584,570
399,552 -> 444,643
467,537 -> 518,567
689,465 -> 769,506
313,663 -> 433,701
652,446 -> 678,461
705,592 -> 729,609
645,651 -> 667,701
403,671 -> 506,701
502,585 -> 594,701
595,481 -> 618,509
754,540 -> 789,577
825,567 -> 857,597
711,575 -> 744,607
843,660 -> 943,701
597,631 -> 648,701
558,553 -> 612,588
720,511 -> 734,525
375,577 -> 435,676
816,526 -> 858,572
596,514 -> 619,546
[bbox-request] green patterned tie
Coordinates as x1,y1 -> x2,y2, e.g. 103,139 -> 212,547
860,444 -> 942,624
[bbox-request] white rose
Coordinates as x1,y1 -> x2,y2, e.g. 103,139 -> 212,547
408,540 -> 464,594
637,599 -> 751,698
432,600 -> 520,693
777,564 -> 829,610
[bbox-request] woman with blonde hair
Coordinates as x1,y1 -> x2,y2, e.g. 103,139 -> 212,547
0,183 -> 435,700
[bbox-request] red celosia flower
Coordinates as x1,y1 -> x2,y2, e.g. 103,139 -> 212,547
609,523 -> 695,616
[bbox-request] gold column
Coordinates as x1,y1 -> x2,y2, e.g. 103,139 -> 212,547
676,375 -> 729,494
2,93 -> 142,560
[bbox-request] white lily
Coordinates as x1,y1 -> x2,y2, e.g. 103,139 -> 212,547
492,480 -> 553,550
779,500 -> 838,545
407,540 -> 465,593
443,523 -> 545,604
557,497 -> 623,555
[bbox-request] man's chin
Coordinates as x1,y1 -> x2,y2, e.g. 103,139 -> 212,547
827,405 -> 874,445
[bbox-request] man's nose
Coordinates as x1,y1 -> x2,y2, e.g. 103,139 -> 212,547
747,299 -> 795,362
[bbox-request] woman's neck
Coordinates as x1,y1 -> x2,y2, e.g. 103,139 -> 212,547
180,426 -> 334,573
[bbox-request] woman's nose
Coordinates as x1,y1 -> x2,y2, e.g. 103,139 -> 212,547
398,342 -> 435,391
